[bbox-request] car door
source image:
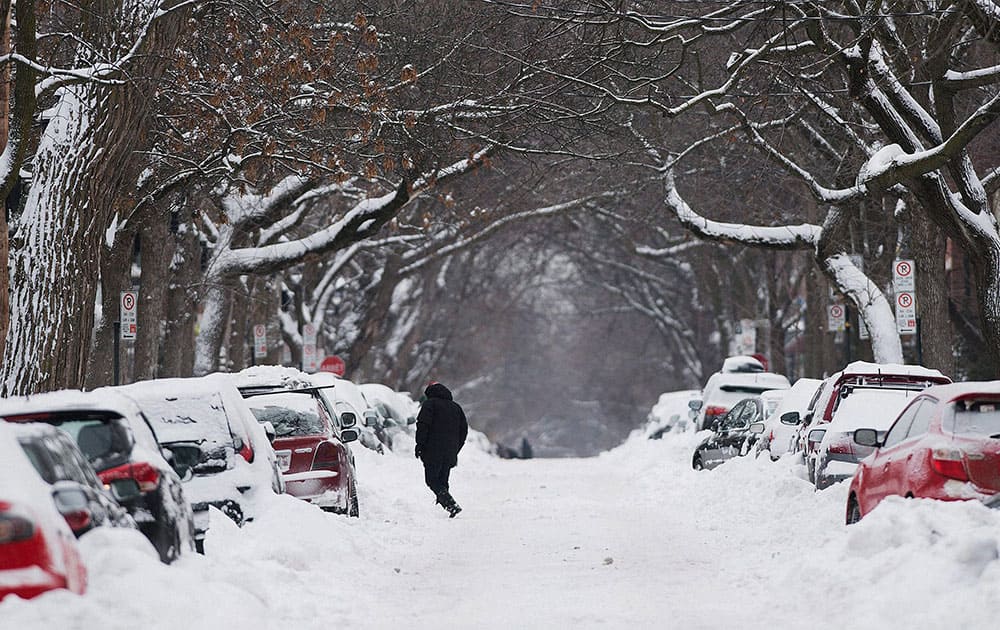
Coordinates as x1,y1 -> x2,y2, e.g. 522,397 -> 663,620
701,402 -> 745,466
718,400 -> 753,461
864,400 -> 922,508
891,397 -> 937,497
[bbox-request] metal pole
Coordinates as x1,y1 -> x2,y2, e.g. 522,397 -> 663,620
916,317 -> 924,366
113,321 -> 121,386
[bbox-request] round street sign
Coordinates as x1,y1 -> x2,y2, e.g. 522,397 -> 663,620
897,293 -> 913,309
320,355 -> 346,376
895,260 -> 912,277
122,293 -> 135,311
253,324 -> 266,337
830,305 -> 844,318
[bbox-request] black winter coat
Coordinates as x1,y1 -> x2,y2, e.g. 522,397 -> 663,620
416,383 -> 469,467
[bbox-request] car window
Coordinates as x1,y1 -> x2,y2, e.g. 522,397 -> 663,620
246,392 -> 329,437
135,392 -> 236,446
905,397 -> 937,440
721,401 -> 748,430
883,400 -> 921,449
944,398 -> 1000,436
18,438 -> 58,484
741,400 -> 761,425
10,413 -> 134,472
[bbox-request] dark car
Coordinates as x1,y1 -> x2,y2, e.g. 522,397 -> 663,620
1,390 -> 195,563
14,423 -> 135,537
847,382 -> 1000,523
692,396 -> 764,470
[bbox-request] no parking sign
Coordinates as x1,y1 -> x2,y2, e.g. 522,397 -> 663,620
827,304 -> 845,332
896,292 -> 917,334
120,291 -> 138,340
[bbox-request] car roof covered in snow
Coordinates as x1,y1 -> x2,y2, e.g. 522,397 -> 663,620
914,380 -> 1000,402
721,356 -> 765,373
230,365 -> 316,391
0,388 -> 145,419
834,361 -> 950,383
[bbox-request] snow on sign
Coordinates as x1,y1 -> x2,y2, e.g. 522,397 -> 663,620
893,259 -> 916,292
827,304 -> 846,332
319,355 -> 346,376
253,324 -> 267,359
302,324 -> 318,372
896,291 -> 917,334
120,291 -> 138,340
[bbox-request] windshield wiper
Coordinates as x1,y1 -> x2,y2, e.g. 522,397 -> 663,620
989,433 -> 1000,439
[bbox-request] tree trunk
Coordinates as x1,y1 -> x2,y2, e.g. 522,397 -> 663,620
910,210 -> 954,375
160,201 -> 201,378
193,280 -> 234,376
226,281 -> 250,372
134,214 -> 172,380
85,228 -> 137,389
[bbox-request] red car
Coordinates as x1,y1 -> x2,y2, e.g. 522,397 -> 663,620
0,424 -> 87,600
846,382 -> 1000,524
239,387 -> 360,516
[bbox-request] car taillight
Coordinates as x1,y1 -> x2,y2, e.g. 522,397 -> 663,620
238,440 -> 254,464
61,509 -> 92,533
705,405 -> 728,418
931,449 -> 969,481
99,462 -> 160,493
312,442 -> 341,470
0,503 -> 35,544
827,435 -> 854,455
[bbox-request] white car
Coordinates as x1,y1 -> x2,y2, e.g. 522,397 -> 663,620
358,383 -> 419,429
694,358 -> 791,431
309,373 -> 388,452
756,378 -> 823,459
645,390 -> 701,438
115,375 -> 284,551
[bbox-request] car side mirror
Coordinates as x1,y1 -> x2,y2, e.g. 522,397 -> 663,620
363,411 -> 379,427
340,412 -> 357,429
853,428 -> 882,448
341,428 -> 359,443
688,399 -> 703,411
406,416 -> 416,426
748,422 -> 766,435
262,421 -> 277,444
780,411 -> 800,426
807,428 -> 826,445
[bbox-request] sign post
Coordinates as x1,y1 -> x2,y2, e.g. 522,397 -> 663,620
827,304 -> 846,332
302,324 -> 318,372
895,291 -> 917,334
120,291 -> 138,340
252,324 -> 268,360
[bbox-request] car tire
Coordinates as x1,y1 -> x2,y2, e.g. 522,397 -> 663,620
348,478 -> 359,518
846,494 -> 862,525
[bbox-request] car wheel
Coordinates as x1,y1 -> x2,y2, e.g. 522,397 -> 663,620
348,478 -> 360,518
846,494 -> 862,525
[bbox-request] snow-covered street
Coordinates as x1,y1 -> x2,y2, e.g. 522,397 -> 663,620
5,430 -> 1000,629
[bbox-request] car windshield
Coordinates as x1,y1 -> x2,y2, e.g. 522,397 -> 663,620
944,399 -> 1000,437
1,411 -> 132,472
246,392 -> 326,437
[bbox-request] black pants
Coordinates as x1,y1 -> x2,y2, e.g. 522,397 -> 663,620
423,459 -> 453,500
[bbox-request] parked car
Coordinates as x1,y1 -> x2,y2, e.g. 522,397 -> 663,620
755,378 -> 823,460
692,396 -> 766,470
13,423 -> 135,537
646,390 -> 701,439
794,362 -> 950,487
235,368 -> 361,517
359,383 -> 419,430
0,390 -> 194,563
115,375 -> 285,552
310,373 -> 388,453
693,356 -> 790,431
0,423 -> 88,601
847,382 -> 1000,523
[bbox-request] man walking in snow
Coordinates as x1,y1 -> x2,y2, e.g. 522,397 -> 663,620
415,382 -> 468,517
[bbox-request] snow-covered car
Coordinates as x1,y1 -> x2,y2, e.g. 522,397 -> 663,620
0,423 -> 87,600
795,362 -> 950,486
754,378 -> 823,460
847,382 -> 1000,523
115,375 -> 285,552
240,387 -> 360,516
358,383 -> 419,429
646,390 -> 701,438
310,373 -> 388,453
692,396 -> 766,470
0,390 -> 194,563
693,357 -> 790,431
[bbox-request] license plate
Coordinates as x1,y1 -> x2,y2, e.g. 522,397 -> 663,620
276,450 -> 292,472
